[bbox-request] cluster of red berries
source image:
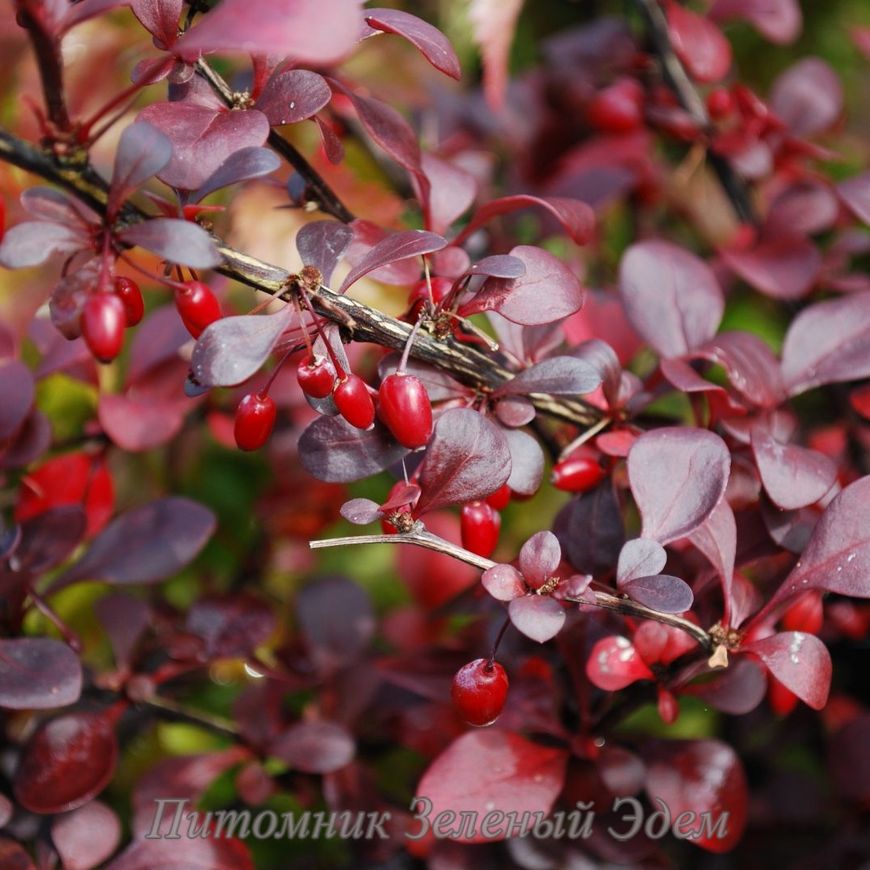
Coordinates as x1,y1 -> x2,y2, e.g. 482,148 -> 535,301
80,276 -> 144,363
451,658 -> 509,727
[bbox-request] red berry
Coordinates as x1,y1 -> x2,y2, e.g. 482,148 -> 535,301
113,276 -> 144,327
451,658 -> 509,726
485,484 -> 511,511
297,355 -> 335,398
552,452 -> 605,493
377,373 -> 433,449
586,79 -> 643,134
81,293 -> 126,363
460,501 -> 500,558
175,281 -> 221,338
782,590 -> 824,635
706,87 -> 735,121
234,393 -> 276,451
333,374 -> 376,429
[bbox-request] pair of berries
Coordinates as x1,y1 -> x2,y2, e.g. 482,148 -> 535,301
80,276 -> 144,363
296,355 -> 377,430
451,658 -> 509,727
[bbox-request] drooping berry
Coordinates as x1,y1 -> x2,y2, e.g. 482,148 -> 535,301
460,501 -> 500,558
81,293 -> 126,363
113,276 -> 144,327
706,87 -> 735,121
175,281 -> 221,338
296,355 -> 335,398
551,452 -> 605,493
485,484 -> 512,511
234,393 -> 276,451
451,658 -> 509,727
377,373 -> 433,449
586,78 -> 644,134
333,374 -> 375,429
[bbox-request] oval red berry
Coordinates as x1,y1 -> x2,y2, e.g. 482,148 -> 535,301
113,276 -> 144,327
451,658 -> 509,726
175,281 -> 221,338
377,373 -> 433,449
297,355 -> 335,398
81,293 -> 126,363
460,501 -> 500,558
234,393 -> 276,451
334,374 -> 375,430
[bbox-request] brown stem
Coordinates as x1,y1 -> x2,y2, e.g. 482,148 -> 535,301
139,694 -> 241,738
17,5 -> 71,132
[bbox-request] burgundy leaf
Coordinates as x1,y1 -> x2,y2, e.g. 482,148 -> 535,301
709,0 -> 801,44
559,484 -> 625,575
837,171 -> 870,225
780,291 -> 870,395
586,636 -> 653,690
192,146 -> 280,202
619,240 -> 724,357
131,0 -> 182,48
20,186 -> 97,228
719,234 -> 821,300
767,180 -> 839,236
12,507 -> 87,574
365,8 -> 461,79
496,356 -> 601,397
455,195 -> 595,246
94,592 -> 151,667
299,416 -> 409,483
617,538 -> 667,585
645,740 -> 747,852
98,393 -> 188,452
482,563 -> 526,601
628,428 -> 730,544
187,594 -> 276,659
495,396 -> 536,427
416,408 -> 511,514
137,102 -> 269,191
696,331 -> 785,408
0,638 -> 82,710
621,574 -> 694,613
255,69 -> 331,126
108,122 -> 172,215
52,801 -> 121,870
14,711 -> 118,813
509,595 -> 566,642
0,361 -> 34,440
338,229 -> 447,294
128,306 -> 191,383
416,729 -> 567,843
270,720 -> 355,774
751,427 -> 837,510
118,218 -> 221,268
688,500 -> 736,612
667,2 -> 732,83
177,0 -> 364,65
0,221 -> 88,268
469,0 -> 524,110
744,631 -> 831,709
56,497 -> 216,588
417,153 -> 477,235
770,57 -> 842,137
684,656 -> 766,714
572,339 -> 622,406
340,498 -> 382,525
503,428 -> 544,496
519,531 -> 562,587
295,221 -> 354,285
467,254 -> 527,280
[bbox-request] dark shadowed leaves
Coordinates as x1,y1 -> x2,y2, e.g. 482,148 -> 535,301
270,721 -> 355,774
187,595 -> 276,659
0,638 -> 82,710
621,575 -> 694,613
192,146 -> 280,202
255,69 -> 331,126
744,631 -> 831,709
296,221 -> 354,285
415,408 -> 511,513
95,592 -> 151,667
118,219 -> 221,268
769,57 -> 842,137
496,356 -> 601,397
628,428 -> 730,544
509,595 -> 566,643
416,730 -> 567,843
617,538 -> 667,585
108,122 -> 172,216
619,240 -> 723,358
365,8 -> 461,79
559,484 -> 624,575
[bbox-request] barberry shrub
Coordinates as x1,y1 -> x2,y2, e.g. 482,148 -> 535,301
0,0 -> 869,867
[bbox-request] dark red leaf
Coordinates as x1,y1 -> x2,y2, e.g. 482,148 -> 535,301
365,8 -> 461,79
119,219 -> 221,268
10,506 -> 87,574
192,146 -> 280,202
417,154 -> 477,235
617,538 -> 667,584
770,57 -> 842,137
667,2 -> 732,83
0,638 -> 82,710
295,220 -> 354,286
187,594 -> 276,659
98,392 -> 189,452
503,428 -> 545,496
496,356 -> 601,397
416,408 -> 511,514
696,331 -> 785,408
621,574 -> 694,613
509,595 -> 566,643
131,0 -> 182,48
416,729 -> 567,843
108,122 -> 172,215
628,428 -> 731,544
52,801 -> 121,870
0,838 -> 35,870
558,484 -> 624,575
586,636 -> 653,690
838,171 -> 870,225
255,69 -> 331,127
94,592 -> 151,667
0,361 -> 34,441
519,531 -> 562,586
719,234 -> 821,300
687,500 -> 736,617
684,656 -> 766,714
270,720 -> 355,774
709,0 -> 801,44
744,631 -> 831,709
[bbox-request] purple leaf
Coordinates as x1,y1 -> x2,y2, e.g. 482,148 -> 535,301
0,638 -> 82,710
0,361 -> 34,440
187,594 -> 276,659
131,0 -> 183,48
338,230 -> 447,294
495,396 -> 536,427
838,172 -> 870,225
688,499 -> 736,614
628,427 -> 730,544
768,477 -> 870,606
467,254 -> 526,280
684,656 -> 766,714
192,146 -> 280,202
417,154 -> 477,235
12,507 -> 87,574
55,497 -> 216,588
780,291 -> 870,395
719,234 -> 821,300
299,415 -> 409,483
709,0 -> 801,44
20,186 -> 96,227
667,2 -> 732,83
295,221 -> 354,285
558,484 -> 624,575
508,595 -> 566,643
696,331 -> 785,408
340,498 -> 382,525
751,427 -> 837,510
95,592 -> 151,667
619,240 -> 724,357
270,720 -> 355,774
0,221 -> 88,268
519,531 -> 562,587
365,8 -> 461,79
617,538 -> 667,585
482,564 -> 525,601
767,180 -> 840,236
109,122 -> 172,216
503,428 -> 544,496
621,574 -> 694,613
770,58 -> 842,137
744,632 -> 831,709
189,308 -> 293,388
415,408 -> 511,514
137,102 -> 269,191
52,801 -> 121,870
496,356 -> 601,397
255,69 -> 331,126
98,393 -> 188,452
127,306 -> 191,383
572,339 -> 622,406
119,218 -> 221,268
455,195 -> 595,246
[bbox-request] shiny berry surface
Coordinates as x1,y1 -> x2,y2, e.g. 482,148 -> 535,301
377,373 -> 433,449
485,484 -> 511,511
113,276 -> 144,327
333,374 -> 376,429
460,501 -> 500,558
451,659 -> 509,726
296,355 -> 335,398
81,293 -> 126,363
551,453 -> 605,493
175,281 -> 221,338
707,87 -> 735,120
234,393 -> 276,451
